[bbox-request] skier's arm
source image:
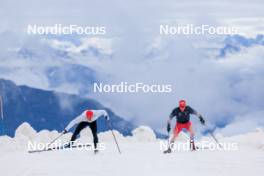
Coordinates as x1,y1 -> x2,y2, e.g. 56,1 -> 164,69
167,110 -> 175,132
65,114 -> 84,132
189,106 -> 199,116
189,107 -> 205,124
168,109 -> 176,122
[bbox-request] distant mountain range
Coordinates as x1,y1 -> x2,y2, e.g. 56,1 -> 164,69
0,79 -> 135,137
0,32 -> 112,95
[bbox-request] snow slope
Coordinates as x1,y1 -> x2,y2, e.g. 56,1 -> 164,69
0,123 -> 264,176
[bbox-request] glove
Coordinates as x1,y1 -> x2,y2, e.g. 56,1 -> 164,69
105,115 -> 110,121
62,129 -> 68,134
167,123 -> 171,133
199,115 -> 205,125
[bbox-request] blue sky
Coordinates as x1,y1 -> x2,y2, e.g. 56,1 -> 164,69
0,0 -> 264,135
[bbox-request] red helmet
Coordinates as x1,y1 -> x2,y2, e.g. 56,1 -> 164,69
86,110 -> 94,121
179,100 -> 186,109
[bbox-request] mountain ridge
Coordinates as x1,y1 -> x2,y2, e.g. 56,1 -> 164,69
0,79 -> 135,137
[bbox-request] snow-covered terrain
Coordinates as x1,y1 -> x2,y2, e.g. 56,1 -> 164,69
0,123 -> 264,176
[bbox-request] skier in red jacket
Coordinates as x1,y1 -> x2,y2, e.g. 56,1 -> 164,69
164,100 -> 205,153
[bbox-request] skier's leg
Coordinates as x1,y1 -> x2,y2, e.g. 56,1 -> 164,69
89,121 -> 98,150
189,124 -> 195,139
171,127 -> 180,143
70,122 -> 89,142
164,124 -> 182,153
187,122 -> 196,150
168,124 -> 181,150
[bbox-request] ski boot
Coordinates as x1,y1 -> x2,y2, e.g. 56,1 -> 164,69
94,149 -> 99,154
63,141 -> 74,149
163,147 -> 172,154
164,141 -> 174,154
190,140 -> 196,151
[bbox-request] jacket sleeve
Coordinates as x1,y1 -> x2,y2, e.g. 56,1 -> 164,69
169,108 -> 176,120
65,114 -> 84,131
102,110 -> 109,120
189,106 -> 198,116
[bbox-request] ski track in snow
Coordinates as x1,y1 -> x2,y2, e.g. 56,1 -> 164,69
0,123 -> 264,176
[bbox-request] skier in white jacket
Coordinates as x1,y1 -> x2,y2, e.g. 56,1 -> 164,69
63,109 -> 109,152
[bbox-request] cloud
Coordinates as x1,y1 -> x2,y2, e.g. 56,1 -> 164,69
45,37 -> 113,56
89,37 -> 264,134
217,111 -> 264,136
0,34 -> 103,96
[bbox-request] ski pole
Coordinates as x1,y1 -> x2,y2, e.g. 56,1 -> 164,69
207,129 -> 223,148
0,96 -> 4,135
0,96 -> 3,120
46,132 -> 64,149
203,123 -> 223,148
107,121 -> 121,154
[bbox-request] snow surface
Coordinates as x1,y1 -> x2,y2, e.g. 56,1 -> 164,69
0,122 -> 264,176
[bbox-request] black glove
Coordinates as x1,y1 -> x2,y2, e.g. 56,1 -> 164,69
199,115 -> 205,125
62,129 -> 68,134
167,123 -> 171,132
105,115 -> 110,121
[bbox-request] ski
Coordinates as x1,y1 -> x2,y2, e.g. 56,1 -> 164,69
28,144 -> 92,153
195,146 -> 211,150
163,146 -> 213,154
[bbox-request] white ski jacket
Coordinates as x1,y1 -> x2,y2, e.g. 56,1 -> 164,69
65,110 -> 109,131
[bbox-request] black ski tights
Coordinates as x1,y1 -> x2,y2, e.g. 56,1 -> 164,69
70,121 -> 98,149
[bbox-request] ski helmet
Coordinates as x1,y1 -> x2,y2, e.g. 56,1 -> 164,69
86,110 -> 94,121
179,100 -> 186,109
